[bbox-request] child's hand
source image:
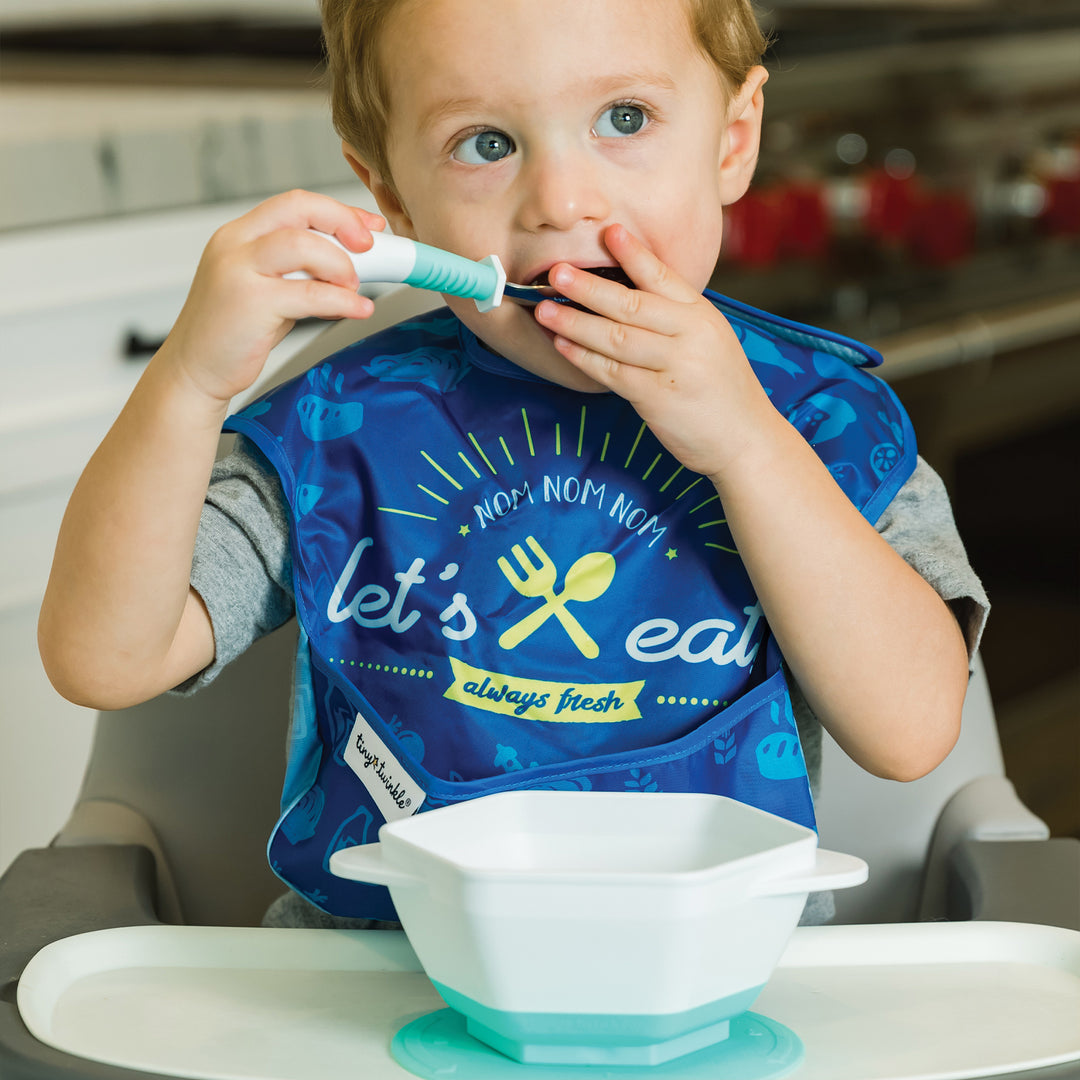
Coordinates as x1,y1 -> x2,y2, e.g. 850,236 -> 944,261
162,190 -> 385,405
534,225 -> 778,484
538,228 -> 970,783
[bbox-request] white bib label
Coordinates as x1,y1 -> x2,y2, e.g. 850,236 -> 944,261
343,712 -> 426,822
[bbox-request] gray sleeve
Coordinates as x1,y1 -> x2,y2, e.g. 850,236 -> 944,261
795,454 -> 991,796
171,435 -> 295,695
873,455 -> 990,664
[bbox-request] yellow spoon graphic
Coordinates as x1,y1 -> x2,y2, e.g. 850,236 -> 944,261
499,549 -> 616,658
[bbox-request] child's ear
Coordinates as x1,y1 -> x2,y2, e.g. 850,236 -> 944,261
718,66 -> 768,205
342,142 -> 418,239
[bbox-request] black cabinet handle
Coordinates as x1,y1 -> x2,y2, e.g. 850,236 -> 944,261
122,330 -> 167,359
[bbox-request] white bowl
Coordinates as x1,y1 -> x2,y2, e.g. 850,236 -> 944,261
330,790 -> 866,1065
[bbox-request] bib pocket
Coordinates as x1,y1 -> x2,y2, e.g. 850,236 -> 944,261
269,643 -> 816,919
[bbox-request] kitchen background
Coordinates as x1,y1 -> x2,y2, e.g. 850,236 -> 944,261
1,0 -> 1077,878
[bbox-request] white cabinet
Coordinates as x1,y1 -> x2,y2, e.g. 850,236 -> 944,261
0,182 -> 375,874
0,84 -> 356,231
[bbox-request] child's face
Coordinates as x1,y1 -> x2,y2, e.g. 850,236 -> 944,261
358,0 -> 757,391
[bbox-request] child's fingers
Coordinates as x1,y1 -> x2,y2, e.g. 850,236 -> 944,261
234,189 -> 385,252
543,266 -> 678,340
253,227 -> 362,288
543,228 -> 698,337
536,300 -> 663,372
602,224 -> 702,305
270,277 -> 376,323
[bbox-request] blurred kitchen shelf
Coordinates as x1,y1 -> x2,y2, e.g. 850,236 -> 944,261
761,0 -> 1080,57
0,83 -> 355,231
713,242 -> 1080,346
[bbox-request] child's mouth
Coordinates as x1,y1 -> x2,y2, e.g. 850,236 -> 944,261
530,266 -> 636,290
528,266 -> 636,312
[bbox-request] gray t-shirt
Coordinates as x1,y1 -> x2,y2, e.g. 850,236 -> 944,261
184,435 -> 989,927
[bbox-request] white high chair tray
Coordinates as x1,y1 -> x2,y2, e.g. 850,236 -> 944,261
17,922 -> 1080,1080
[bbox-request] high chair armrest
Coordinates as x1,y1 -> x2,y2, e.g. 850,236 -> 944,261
919,775 -> 1051,920
54,800 -> 183,925
0,845 -> 165,1080
0,845 -> 160,980
948,836 -> 1080,929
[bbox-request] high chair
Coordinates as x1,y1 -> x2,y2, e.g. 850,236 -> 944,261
2,288 -> 1077,1080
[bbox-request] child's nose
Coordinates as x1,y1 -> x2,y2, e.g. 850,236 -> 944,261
518,152 -> 611,232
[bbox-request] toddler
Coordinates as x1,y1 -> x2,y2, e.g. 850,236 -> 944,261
39,0 -> 988,927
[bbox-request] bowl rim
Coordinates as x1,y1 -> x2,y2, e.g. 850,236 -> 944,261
376,790 -> 819,888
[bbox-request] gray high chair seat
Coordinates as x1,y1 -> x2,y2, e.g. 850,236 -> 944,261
3,287 -> 1077,1080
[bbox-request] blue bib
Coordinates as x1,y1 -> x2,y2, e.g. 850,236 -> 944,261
224,292 -> 916,918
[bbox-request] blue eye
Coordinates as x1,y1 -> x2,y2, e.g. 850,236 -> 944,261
595,103 -> 646,138
454,130 -> 515,164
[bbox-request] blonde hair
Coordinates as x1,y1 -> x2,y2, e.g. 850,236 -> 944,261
320,0 -> 766,186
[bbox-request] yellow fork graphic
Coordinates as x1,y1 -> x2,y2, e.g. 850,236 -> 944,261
497,536 -> 616,659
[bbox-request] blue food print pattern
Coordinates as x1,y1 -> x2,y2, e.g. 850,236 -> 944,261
737,324 -> 804,378
787,392 -> 857,446
296,483 -> 324,516
878,410 -> 905,445
326,685 -> 356,766
392,311 -> 461,338
297,363 -> 365,441
494,743 -> 528,772
829,462 -> 859,488
237,400 -> 272,420
714,731 -> 737,765
755,699 -> 807,781
870,442 -> 899,479
363,346 -> 468,393
493,744 -> 595,789
388,716 -> 425,763
323,805 -> 375,870
280,785 -> 325,844
870,410 -> 905,479
624,767 -> 660,792
812,348 -> 862,383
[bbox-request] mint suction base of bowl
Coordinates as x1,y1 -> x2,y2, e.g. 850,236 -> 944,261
467,1015 -> 733,1067
392,1008 -> 803,1080
431,980 -> 766,1066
